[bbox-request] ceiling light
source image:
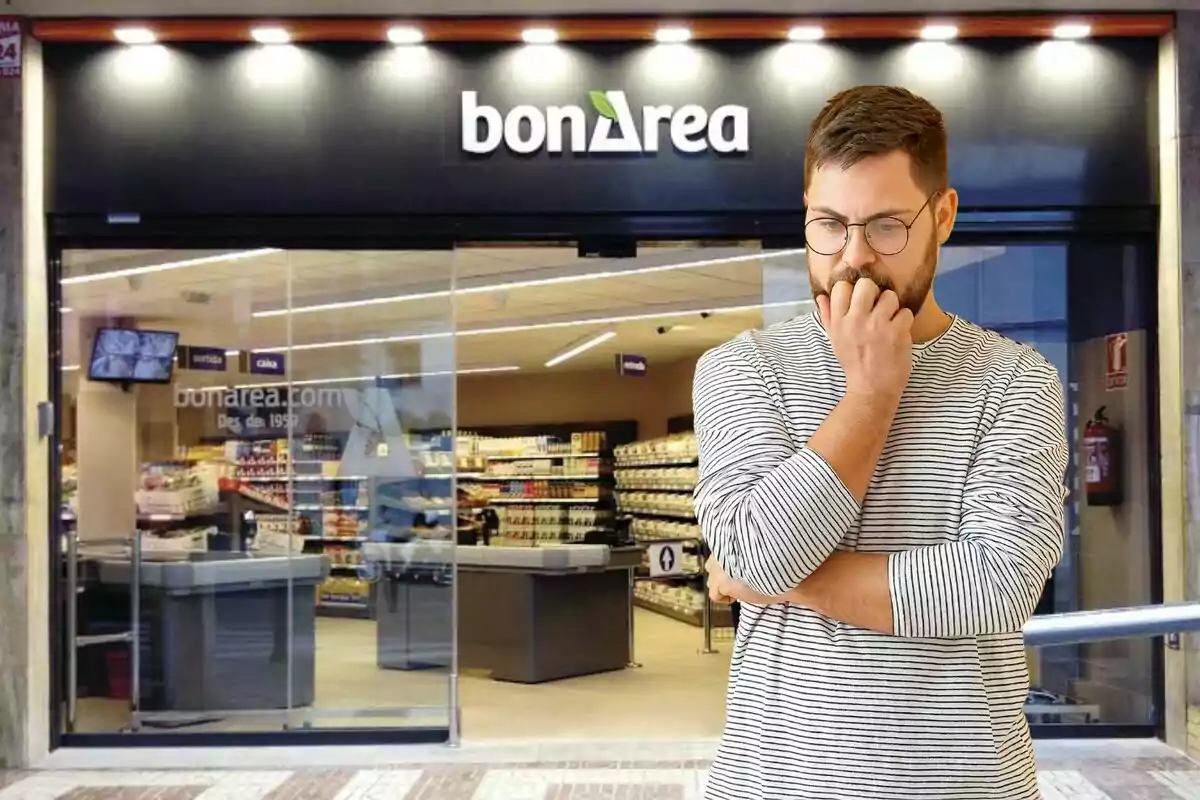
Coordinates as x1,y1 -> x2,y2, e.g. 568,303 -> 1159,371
251,26 -> 291,45
920,24 -> 959,41
787,26 -> 825,42
655,26 -> 692,44
387,26 -> 425,45
114,27 -> 157,45
252,297 -> 811,355
545,330 -> 616,368
62,365 -> 80,372
60,248 -> 281,285
1052,22 -> 1091,39
253,248 -> 807,318
60,307 -> 72,314
181,365 -> 521,393
522,27 -> 559,45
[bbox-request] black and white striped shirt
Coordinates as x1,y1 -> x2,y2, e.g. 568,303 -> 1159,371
694,311 -> 1068,800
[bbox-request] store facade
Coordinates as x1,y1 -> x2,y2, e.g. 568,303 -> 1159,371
6,13 -> 1184,757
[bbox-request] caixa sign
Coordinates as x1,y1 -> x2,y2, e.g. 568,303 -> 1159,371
462,90 -> 749,156
239,351 -> 287,376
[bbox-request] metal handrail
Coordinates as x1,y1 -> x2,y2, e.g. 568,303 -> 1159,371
1024,602 -> 1200,647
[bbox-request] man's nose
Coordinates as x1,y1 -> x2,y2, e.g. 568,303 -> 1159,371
840,226 -> 876,270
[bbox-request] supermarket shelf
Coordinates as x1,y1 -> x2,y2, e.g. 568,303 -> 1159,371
239,475 -> 368,482
462,474 -> 603,481
619,507 -> 696,521
635,536 -> 701,544
137,503 -> 228,523
489,497 -> 603,505
616,486 -> 693,493
294,505 -> 370,512
305,536 -> 368,542
634,596 -> 732,628
616,458 -> 698,469
485,453 -> 601,461
316,601 -> 371,619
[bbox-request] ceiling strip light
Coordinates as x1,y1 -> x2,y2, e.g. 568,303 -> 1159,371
252,248 -> 808,318
60,248 -> 282,286
522,27 -> 559,44
179,364 -> 520,393
387,26 -> 425,44
115,26 -> 157,44
252,298 -> 812,354
920,23 -> 959,40
655,26 -> 692,43
251,26 -> 291,44
1052,22 -> 1091,39
545,330 -> 616,368
787,26 -> 825,41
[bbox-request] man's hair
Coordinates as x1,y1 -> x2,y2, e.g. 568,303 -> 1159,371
804,85 -> 948,194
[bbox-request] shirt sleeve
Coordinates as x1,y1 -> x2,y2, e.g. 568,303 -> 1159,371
693,339 -> 861,598
887,362 -> 1069,639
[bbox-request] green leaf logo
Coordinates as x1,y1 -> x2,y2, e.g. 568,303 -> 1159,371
589,90 -> 618,121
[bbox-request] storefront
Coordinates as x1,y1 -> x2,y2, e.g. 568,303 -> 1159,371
35,14 -> 1169,749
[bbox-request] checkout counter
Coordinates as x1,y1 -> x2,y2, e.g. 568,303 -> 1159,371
368,542 -> 640,684
73,547 -> 328,716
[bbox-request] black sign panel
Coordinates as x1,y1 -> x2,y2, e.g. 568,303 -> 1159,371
45,39 -> 1158,216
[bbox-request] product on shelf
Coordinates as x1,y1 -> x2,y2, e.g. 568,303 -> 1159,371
617,491 -> 694,518
492,503 -> 612,546
458,431 -> 608,460
135,461 -> 219,517
614,432 -> 698,467
630,516 -> 702,542
614,465 -> 697,491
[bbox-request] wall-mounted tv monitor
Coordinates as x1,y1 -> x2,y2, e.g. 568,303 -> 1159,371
87,328 -> 180,384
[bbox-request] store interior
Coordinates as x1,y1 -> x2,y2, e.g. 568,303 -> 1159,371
56,240 -> 1159,740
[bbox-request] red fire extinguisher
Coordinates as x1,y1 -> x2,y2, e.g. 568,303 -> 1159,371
1083,406 -> 1122,507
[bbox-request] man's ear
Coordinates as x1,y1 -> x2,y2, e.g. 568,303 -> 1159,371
936,188 -> 959,244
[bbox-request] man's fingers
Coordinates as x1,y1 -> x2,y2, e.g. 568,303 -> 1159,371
873,289 -> 900,319
829,280 -> 854,320
849,277 -> 880,315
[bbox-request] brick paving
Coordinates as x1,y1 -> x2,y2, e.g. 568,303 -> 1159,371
0,756 -> 1197,798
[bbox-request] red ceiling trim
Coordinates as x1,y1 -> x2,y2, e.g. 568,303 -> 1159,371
31,15 -> 1174,43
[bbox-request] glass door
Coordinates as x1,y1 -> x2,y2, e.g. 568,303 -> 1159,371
58,247 -> 458,740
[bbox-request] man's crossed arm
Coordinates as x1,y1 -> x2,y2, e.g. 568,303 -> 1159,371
693,344 -> 1069,639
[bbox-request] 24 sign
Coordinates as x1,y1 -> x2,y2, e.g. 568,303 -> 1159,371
0,19 -> 20,79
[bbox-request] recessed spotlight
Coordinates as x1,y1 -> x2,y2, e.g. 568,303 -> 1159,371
1052,22 -> 1091,39
251,26 -> 291,45
114,26 -> 157,45
920,24 -> 959,41
655,26 -> 692,44
387,26 -> 424,45
787,25 -> 826,42
522,27 -> 559,45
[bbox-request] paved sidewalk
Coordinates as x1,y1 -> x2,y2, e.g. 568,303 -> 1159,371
1,740 -> 1194,798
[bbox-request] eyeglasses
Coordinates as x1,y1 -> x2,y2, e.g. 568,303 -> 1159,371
804,192 -> 939,257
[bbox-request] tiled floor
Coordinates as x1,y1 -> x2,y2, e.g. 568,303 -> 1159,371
4,742 -> 1198,799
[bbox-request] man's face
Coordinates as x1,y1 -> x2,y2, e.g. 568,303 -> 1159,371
804,150 -> 957,316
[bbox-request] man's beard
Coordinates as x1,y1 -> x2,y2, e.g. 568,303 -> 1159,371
808,231 -> 937,316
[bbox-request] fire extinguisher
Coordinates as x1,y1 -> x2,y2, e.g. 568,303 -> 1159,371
1083,406 -> 1122,507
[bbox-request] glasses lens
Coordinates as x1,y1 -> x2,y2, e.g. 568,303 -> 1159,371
865,218 -> 909,256
805,218 -> 848,256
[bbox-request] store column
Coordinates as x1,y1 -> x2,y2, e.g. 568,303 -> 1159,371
0,25 -> 51,768
1171,10 -> 1200,757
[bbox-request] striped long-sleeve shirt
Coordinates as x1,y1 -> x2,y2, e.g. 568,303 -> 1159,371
694,311 -> 1068,800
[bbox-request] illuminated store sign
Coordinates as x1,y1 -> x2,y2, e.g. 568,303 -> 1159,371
461,90 -> 750,156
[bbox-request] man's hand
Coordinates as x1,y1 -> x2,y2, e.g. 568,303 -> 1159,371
705,555 -> 786,606
817,278 -> 914,401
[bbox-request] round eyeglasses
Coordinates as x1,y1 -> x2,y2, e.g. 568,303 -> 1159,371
804,192 -> 938,257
